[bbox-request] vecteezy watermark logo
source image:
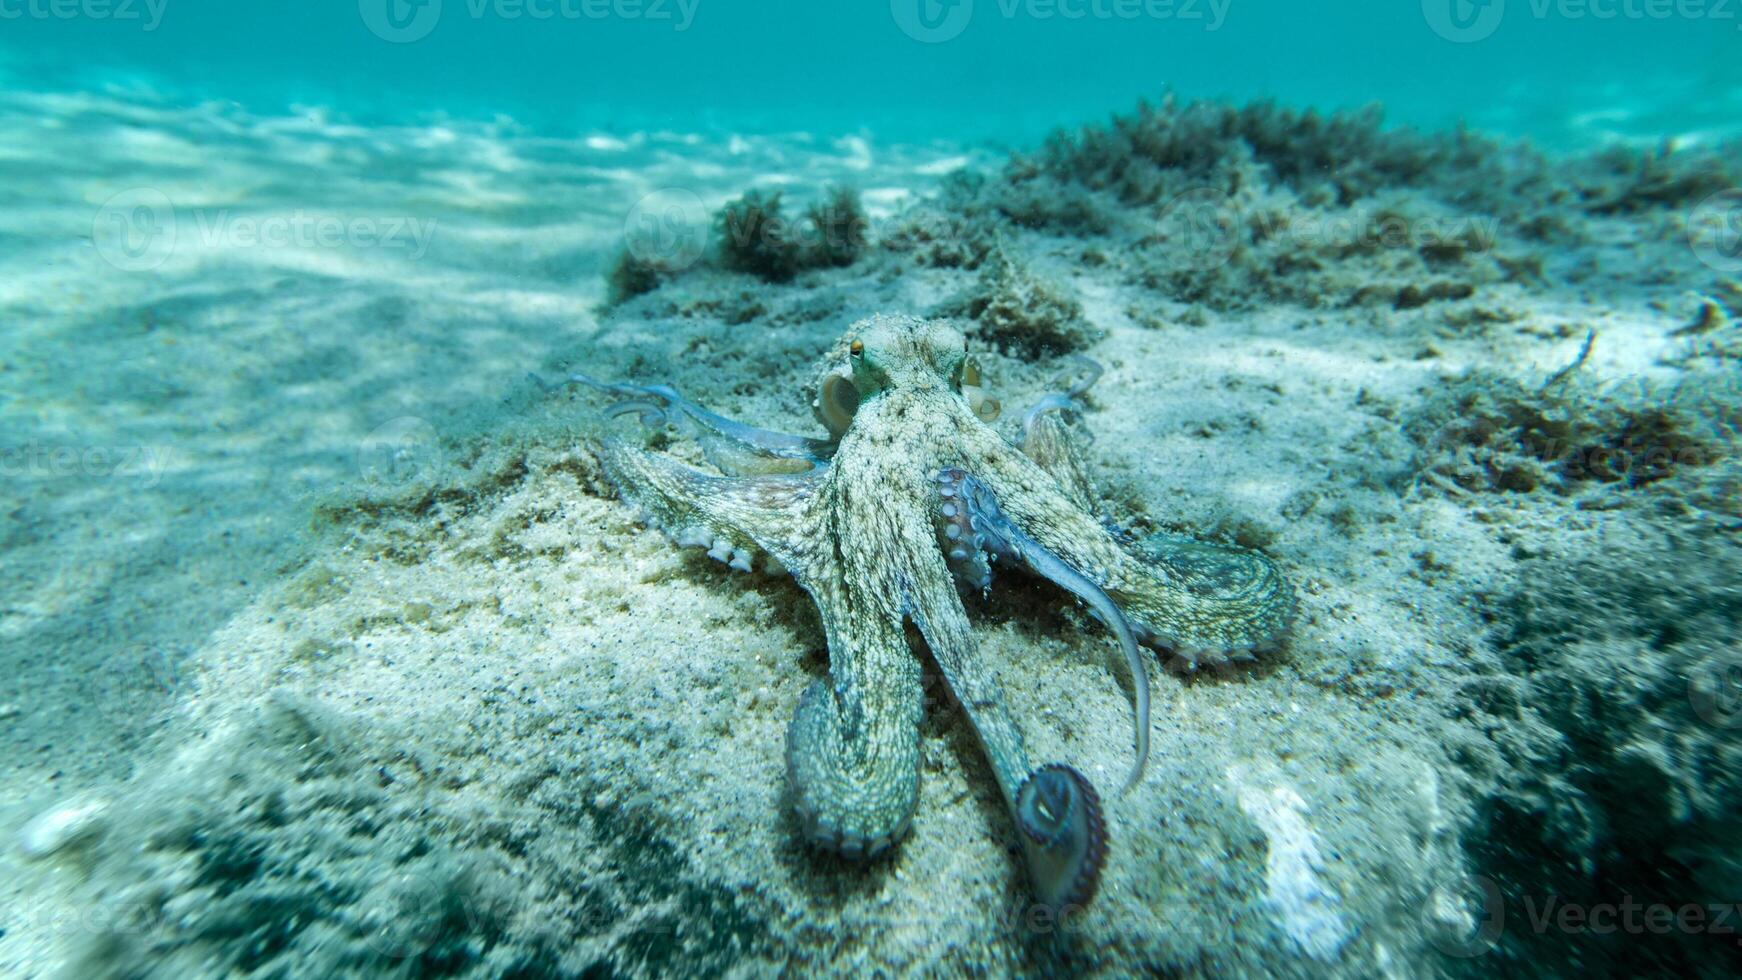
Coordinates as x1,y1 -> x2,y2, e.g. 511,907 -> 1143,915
0,0 -> 168,30
894,0 -> 1227,41
1428,0 -> 1742,41
1689,656 -> 1742,729
1158,187 -> 1243,272
360,871 -> 449,959
362,0 -> 699,41
92,188 -> 177,272
891,0 -> 975,42
358,417 -> 443,489
88,648 -> 185,727
360,0 -> 444,43
1423,0 -> 1506,42
1689,189 -> 1742,274
623,188 -> 709,270
1423,875 -> 1506,957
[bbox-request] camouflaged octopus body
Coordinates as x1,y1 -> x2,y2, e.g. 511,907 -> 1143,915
593,314 -> 1293,911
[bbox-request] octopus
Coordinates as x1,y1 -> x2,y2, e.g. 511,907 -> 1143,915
581,315 -> 1293,912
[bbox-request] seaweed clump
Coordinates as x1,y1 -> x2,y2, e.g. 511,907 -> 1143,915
935,242 -> 1092,358
716,190 -> 803,283
881,208 -> 995,269
1405,369 -> 1728,496
606,249 -> 670,305
1578,140 -> 1741,214
1008,96 -> 1510,217
802,185 -> 869,269
713,187 -> 870,284
1427,362 -> 1742,976
1125,194 -> 1508,313
880,170 -> 999,268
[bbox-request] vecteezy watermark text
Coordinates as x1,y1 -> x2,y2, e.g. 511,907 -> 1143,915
1525,0 -> 1742,23
0,444 -> 168,488
461,0 -> 698,25
360,0 -> 699,43
991,0 -> 1229,26
1519,895 -> 1742,941
91,189 -> 438,271
189,211 -> 438,259
892,0 -> 1228,43
1426,875 -> 1742,957
1424,0 -> 1742,43
0,0 -> 167,30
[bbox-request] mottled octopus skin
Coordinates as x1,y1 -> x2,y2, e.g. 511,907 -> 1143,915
594,315 -> 1293,909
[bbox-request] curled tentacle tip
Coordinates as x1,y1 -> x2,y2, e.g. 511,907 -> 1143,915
1016,764 -> 1107,913
1050,354 -> 1105,398
603,399 -> 669,427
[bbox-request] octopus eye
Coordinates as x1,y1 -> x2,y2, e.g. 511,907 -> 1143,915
850,340 -> 864,357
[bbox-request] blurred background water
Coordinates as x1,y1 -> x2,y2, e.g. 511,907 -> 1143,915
2,0 -> 1738,148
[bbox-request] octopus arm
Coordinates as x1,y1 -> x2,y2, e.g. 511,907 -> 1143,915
969,422 -> 1295,666
1014,356 -> 1104,511
598,440 -> 821,578
575,372 -> 834,475
904,565 -> 1109,913
938,469 -> 1150,795
1029,506 -> 1293,666
786,588 -> 923,860
1111,533 -> 1296,666
1018,405 -> 1098,517
902,570 -> 1032,802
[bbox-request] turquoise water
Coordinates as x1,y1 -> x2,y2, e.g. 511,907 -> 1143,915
3,0 -> 1740,146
